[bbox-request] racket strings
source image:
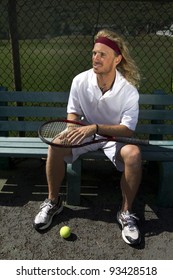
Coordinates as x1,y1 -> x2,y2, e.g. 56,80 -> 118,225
41,121 -> 80,146
42,122 -> 66,138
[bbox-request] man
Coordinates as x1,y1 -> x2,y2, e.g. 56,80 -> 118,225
33,29 -> 142,245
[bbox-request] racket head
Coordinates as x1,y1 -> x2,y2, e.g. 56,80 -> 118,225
38,119 -> 84,147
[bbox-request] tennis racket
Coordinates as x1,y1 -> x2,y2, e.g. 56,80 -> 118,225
38,119 -> 149,148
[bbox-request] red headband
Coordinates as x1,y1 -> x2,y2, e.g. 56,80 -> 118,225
95,37 -> 121,55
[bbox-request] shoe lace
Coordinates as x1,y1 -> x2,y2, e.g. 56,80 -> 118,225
122,212 -> 139,231
40,200 -> 54,215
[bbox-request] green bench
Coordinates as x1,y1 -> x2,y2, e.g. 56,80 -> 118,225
0,89 -> 173,207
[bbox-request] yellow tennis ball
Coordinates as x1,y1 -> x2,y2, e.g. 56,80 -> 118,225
60,226 -> 71,238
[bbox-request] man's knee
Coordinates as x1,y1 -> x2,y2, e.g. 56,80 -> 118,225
120,145 -> 142,167
48,145 -> 71,158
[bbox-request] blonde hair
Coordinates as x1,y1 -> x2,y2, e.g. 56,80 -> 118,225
94,29 -> 140,88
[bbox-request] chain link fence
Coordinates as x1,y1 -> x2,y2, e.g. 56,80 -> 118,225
0,0 -> 173,93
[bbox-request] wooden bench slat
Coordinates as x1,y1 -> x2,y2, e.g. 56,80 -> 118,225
0,137 -> 44,143
0,137 -> 48,156
139,94 -> 173,105
0,147 -> 48,157
139,110 -> 173,120
0,106 -> 67,117
0,139 -> 47,148
149,140 -> 173,146
2,107 -> 173,120
0,91 -> 69,102
0,121 -> 43,131
1,108 -> 173,120
136,124 -> 173,134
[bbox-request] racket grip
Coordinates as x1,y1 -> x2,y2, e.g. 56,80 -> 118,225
116,137 -> 149,145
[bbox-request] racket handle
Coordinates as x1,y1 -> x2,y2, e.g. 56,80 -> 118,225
116,137 -> 149,145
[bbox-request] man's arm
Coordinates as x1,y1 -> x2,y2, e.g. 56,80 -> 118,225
95,124 -> 134,138
67,113 -> 80,121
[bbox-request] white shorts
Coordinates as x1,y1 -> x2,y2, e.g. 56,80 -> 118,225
64,136 -> 125,172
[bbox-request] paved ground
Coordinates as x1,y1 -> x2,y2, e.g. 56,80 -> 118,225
0,158 -> 172,260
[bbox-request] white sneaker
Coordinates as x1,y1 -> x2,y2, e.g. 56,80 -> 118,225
117,210 -> 141,245
33,197 -> 63,230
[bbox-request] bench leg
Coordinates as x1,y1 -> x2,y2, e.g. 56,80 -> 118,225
157,162 -> 173,207
66,159 -> 81,205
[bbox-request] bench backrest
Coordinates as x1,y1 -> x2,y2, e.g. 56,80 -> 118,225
0,91 -> 69,135
0,90 -> 173,139
137,92 -> 173,140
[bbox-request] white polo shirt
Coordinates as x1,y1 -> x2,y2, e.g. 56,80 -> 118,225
67,69 -> 139,131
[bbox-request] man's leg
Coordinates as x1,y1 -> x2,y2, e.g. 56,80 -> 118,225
119,144 -> 142,212
33,146 -> 72,230
117,144 -> 142,245
46,145 -> 72,203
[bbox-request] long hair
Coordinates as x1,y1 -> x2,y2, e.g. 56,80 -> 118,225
94,29 -> 140,88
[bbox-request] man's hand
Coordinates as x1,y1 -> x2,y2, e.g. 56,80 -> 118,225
67,124 -> 96,144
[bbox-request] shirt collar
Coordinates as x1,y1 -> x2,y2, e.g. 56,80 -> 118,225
91,68 -> 121,89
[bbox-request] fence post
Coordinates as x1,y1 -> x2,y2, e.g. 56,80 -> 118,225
8,0 -> 22,91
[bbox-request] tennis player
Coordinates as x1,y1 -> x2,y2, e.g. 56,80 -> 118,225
33,29 -> 142,245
